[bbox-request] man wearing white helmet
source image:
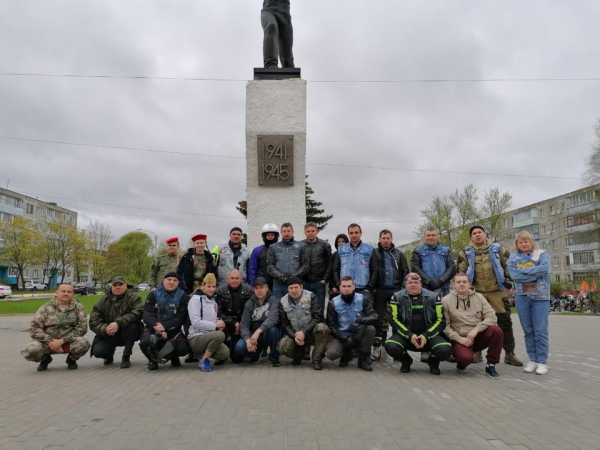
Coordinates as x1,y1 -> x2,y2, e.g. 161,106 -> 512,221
247,223 -> 280,288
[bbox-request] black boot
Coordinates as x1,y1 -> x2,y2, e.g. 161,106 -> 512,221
400,354 -> 413,373
170,357 -> 181,368
312,359 -> 323,371
120,355 -> 131,369
358,354 -> 373,372
147,361 -> 159,371
428,358 -> 441,375
339,350 -> 353,368
103,356 -> 114,366
37,354 -> 52,372
66,355 -> 78,370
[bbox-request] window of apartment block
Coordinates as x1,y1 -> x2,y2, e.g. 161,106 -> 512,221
569,190 -> 597,208
552,255 -> 560,267
555,275 -> 560,282
26,203 -> 34,214
572,251 -> 595,265
565,255 -> 571,266
573,271 -> 600,283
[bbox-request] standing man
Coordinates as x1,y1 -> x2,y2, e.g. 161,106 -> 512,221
139,272 -> 190,371
332,223 -> 374,293
151,236 -> 183,287
247,223 -> 280,287
457,225 -> 523,366
261,0 -> 295,69
370,229 -> 409,346
442,273 -> 503,377
177,234 -> 216,294
278,278 -> 330,369
302,222 -> 332,314
325,277 -> 377,371
216,270 -> 253,356
411,227 -> 456,297
89,276 -> 144,369
216,227 -> 250,285
384,273 -> 451,375
21,284 -> 90,371
267,223 -> 308,300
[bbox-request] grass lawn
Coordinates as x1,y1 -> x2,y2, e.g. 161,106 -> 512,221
0,292 -> 149,315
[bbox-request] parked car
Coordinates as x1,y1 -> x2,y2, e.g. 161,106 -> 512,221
73,283 -> 97,296
0,285 -> 12,299
24,281 -> 48,291
137,283 -> 151,292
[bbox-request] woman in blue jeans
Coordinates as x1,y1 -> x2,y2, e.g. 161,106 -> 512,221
508,231 -> 551,375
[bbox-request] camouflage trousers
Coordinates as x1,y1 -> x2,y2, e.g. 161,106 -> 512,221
279,323 -> 330,362
21,337 -> 91,362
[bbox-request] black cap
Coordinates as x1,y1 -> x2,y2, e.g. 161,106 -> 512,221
469,224 -> 486,236
163,272 -> 178,279
254,277 -> 268,287
287,277 -> 303,287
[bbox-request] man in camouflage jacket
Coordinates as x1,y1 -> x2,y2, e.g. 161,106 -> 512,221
21,283 -> 90,371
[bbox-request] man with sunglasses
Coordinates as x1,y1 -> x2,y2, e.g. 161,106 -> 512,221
89,276 -> 144,368
151,236 -> 183,287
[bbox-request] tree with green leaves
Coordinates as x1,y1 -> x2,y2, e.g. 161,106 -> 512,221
0,217 -> 44,289
584,120 -> 600,184
105,231 -> 153,284
482,187 -> 512,241
236,175 -> 333,230
418,196 -> 455,249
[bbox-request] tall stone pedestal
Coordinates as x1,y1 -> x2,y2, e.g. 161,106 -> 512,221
246,76 -> 307,249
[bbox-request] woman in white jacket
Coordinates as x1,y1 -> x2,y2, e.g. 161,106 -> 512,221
187,273 -> 230,372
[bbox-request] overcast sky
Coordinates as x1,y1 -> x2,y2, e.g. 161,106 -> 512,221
1,1 -> 598,248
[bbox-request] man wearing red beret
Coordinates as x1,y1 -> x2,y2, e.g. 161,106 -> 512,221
177,234 -> 216,294
151,237 -> 183,287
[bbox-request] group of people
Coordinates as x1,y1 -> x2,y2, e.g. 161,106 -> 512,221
21,221 -> 551,377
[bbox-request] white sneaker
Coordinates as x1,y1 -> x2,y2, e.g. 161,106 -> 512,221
536,364 -> 548,375
523,361 -> 537,373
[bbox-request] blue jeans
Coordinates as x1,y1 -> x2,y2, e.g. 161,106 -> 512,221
303,280 -> 326,316
516,295 -> 550,364
231,327 -> 281,363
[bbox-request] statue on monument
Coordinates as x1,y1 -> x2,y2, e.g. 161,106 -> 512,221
262,0 -> 295,69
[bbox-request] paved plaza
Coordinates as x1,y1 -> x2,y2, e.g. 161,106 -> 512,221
1,314 -> 599,450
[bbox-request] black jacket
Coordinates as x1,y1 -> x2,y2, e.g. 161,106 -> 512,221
215,283 -> 253,336
370,244 -> 409,290
387,288 -> 444,340
240,293 -> 279,339
177,248 -> 216,294
302,238 -> 332,282
326,293 -> 378,340
142,288 -> 189,336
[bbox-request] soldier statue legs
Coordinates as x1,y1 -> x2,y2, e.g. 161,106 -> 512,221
261,9 -> 294,69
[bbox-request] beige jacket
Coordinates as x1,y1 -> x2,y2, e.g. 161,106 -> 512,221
442,290 -> 497,341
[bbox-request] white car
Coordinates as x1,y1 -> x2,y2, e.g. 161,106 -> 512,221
25,281 -> 47,291
0,285 -> 12,299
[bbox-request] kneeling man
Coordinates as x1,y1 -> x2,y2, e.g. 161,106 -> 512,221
21,283 -> 90,371
326,276 -> 377,371
384,273 -> 451,374
278,277 -> 329,370
140,272 -> 190,370
442,273 -> 503,377
89,276 -> 144,368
